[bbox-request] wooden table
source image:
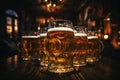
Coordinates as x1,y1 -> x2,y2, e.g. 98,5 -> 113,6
0,54 -> 120,80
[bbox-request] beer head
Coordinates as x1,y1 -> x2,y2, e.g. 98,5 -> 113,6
47,27 -> 74,32
47,27 -> 74,41
39,33 -> 47,37
87,36 -> 98,39
21,35 -> 39,38
75,33 -> 87,37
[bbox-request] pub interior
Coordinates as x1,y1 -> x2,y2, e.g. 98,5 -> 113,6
0,0 -> 120,80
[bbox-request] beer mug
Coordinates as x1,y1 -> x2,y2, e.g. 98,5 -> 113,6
86,31 -> 104,63
39,27 -> 49,66
73,26 -> 88,66
21,32 -> 41,61
47,19 -> 74,73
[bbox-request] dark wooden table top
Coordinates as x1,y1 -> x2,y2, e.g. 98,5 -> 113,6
0,37 -> 120,80
0,54 -> 120,80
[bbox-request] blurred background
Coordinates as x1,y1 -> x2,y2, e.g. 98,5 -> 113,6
0,0 -> 120,59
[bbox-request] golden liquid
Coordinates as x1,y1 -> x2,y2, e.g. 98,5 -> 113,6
39,33 -> 49,66
73,33 -> 88,66
86,36 -> 101,62
47,27 -> 74,56
21,36 -> 41,60
87,36 -> 100,55
73,33 -> 88,54
40,33 -> 48,54
47,27 -> 74,73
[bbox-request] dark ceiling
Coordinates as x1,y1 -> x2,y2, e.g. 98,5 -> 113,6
0,0 -> 119,15
0,0 -> 88,16
0,0 -> 120,24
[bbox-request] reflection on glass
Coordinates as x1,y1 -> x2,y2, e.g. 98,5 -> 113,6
47,20 -> 74,73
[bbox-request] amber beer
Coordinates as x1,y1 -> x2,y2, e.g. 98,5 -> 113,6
21,35 -> 41,60
39,33 -> 49,66
86,36 -> 101,63
73,33 -> 88,66
47,27 -> 74,73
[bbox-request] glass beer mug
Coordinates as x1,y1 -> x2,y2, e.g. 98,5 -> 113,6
73,26 -> 88,66
47,19 -> 74,73
39,27 -> 49,66
86,31 -> 104,63
21,32 -> 41,61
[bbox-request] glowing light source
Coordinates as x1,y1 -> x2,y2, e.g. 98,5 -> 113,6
41,0 -> 63,12
45,0 -> 48,2
59,0 -> 62,2
14,26 -> 18,33
6,25 -> 12,34
53,4 -> 56,7
104,34 -> 109,40
106,18 -> 110,21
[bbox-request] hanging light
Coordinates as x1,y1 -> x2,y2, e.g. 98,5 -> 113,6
44,0 -> 48,2
103,34 -> 109,40
39,0 -> 65,12
53,4 -> 56,7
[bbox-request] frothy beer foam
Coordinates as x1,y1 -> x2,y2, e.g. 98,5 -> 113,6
75,33 -> 87,36
39,33 -> 47,37
88,36 -> 98,39
22,35 -> 39,38
48,27 -> 74,32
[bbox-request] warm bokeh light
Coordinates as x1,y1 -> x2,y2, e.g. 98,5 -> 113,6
36,17 -> 46,24
14,54 -> 18,64
6,57 -> 12,64
106,18 -> 110,21
14,26 -> 18,33
118,42 -> 120,46
44,0 -> 48,2
118,31 -> 120,34
104,34 -> 109,40
53,4 -> 56,7
37,25 -> 41,31
59,0 -> 62,2
6,25 -> 12,34
104,17 -> 111,35
40,0 -> 64,12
